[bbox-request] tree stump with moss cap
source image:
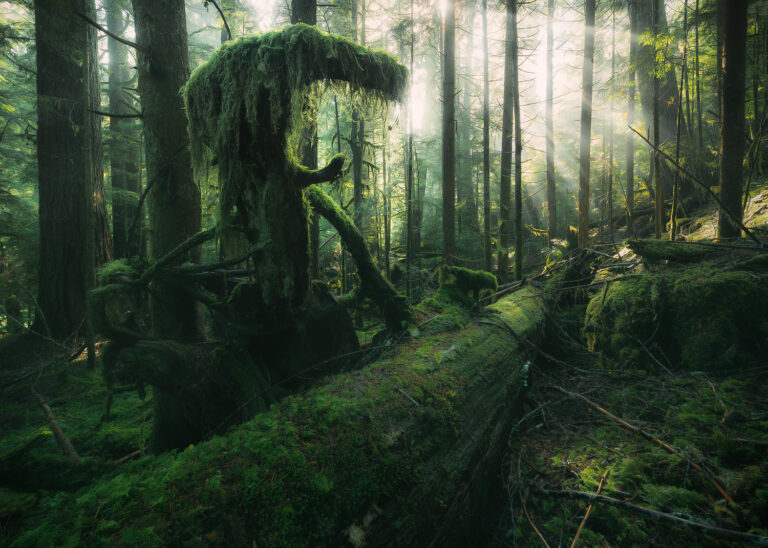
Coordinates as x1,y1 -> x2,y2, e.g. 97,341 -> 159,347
184,24 -> 409,324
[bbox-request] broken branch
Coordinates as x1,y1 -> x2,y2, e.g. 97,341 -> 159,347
74,11 -> 147,53
295,154 -> 345,187
31,384 -> 80,464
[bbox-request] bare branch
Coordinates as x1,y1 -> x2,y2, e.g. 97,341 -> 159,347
74,11 -> 147,53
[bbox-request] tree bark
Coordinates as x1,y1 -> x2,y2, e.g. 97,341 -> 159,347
87,0 -> 112,267
578,0 -> 595,248
717,0 -> 748,239
441,0 -> 456,264
33,0 -> 98,339
132,0 -> 201,342
132,0 -> 201,453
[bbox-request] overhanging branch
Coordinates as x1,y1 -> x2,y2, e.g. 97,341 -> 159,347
74,11 -> 147,53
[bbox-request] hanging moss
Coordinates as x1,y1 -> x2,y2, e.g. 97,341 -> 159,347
184,24 -> 407,318
184,23 -> 407,219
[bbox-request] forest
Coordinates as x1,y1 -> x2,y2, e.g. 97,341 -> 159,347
1,0 -> 768,545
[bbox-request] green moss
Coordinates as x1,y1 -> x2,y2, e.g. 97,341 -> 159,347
184,23 -> 407,217
183,24 -> 407,318
584,266 -> 768,371
438,265 -> 497,301
627,238 -> 714,263
4,289 -> 541,546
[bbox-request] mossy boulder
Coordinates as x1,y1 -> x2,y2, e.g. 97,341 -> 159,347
584,266 -> 768,371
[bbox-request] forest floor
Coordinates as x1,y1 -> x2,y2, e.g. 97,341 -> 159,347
493,321 -> 768,547
491,183 -> 768,546
2,187 -> 768,545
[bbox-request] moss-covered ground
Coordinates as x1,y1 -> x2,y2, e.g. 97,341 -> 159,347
495,359 -> 768,546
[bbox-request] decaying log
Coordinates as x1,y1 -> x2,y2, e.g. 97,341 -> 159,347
56,287 -> 545,546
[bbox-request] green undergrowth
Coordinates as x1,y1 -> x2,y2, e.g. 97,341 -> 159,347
2,289 -> 540,546
0,356 -> 151,487
584,262 -> 768,371
502,370 -> 768,546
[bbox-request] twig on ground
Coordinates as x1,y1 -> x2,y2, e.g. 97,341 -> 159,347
114,449 -> 142,464
538,488 -> 768,546
551,386 -> 735,504
570,469 -> 609,548
523,496 -> 551,547
31,384 -> 80,464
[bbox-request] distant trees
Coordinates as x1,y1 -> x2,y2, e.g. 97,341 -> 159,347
106,0 -> 140,259
482,0 -> 492,270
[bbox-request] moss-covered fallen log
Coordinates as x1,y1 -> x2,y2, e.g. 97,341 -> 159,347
11,287 -> 543,547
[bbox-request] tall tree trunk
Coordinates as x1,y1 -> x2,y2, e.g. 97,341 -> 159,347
33,0 -> 97,339
695,0 -> 703,154
456,0 -> 479,241
482,0 -> 492,271
441,0 -> 456,264
405,0 -> 414,300
717,0 -> 748,239
132,0 -> 202,452
291,0 -> 319,278
653,0 -> 663,238
608,8 -> 615,241
628,0 -> 684,146
383,144 -> 390,279
545,0 -> 556,246
498,0 -> 515,280
88,0 -> 112,267
511,0 -> 523,281
627,26 -> 636,224
107,0 -> 140,259
578,0 -> 596,248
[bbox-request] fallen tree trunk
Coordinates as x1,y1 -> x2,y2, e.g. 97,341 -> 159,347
27,287 -> 544,547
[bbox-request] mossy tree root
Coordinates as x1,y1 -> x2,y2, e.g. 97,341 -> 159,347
306,184 -> 411,331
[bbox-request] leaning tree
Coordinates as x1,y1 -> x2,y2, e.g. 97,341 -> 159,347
92,24 -> 410,452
